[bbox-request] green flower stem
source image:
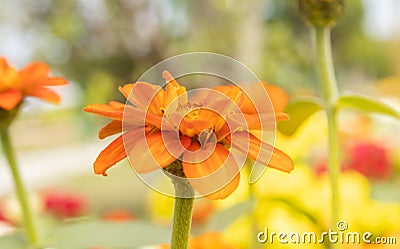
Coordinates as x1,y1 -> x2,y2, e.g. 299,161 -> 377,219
315,27 -> 338,102
0,127 -> 38,245
171,178 -> 194,249
314,26 -> 341,236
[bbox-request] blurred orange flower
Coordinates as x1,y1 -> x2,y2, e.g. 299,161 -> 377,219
84,71 -> 293,199
102,209 -> 136,222
191,199 -> 215,225
158,231 -> 239,249
0,57 -> 67,111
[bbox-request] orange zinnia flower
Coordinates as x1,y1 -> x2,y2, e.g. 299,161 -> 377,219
84,71 -> 293,200
0,57 -> 67,111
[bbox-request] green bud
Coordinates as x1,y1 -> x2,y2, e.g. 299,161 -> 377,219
298,0 -> 345,28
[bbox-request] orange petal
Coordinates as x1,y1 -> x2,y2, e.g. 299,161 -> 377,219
268,147 -> 294,173
94,127 -> 148,176
93,135 -> 126,176
122,104 -> 162,129
197,109 -> 226,131
0,89 -> 23,110
275,112 -> 290,122
236,93 -> 257,114
18,62 -> 67,87
163,71 -> 187,109
228,131 -> 293,173
83,103 -> 124,120
162,71 -> 179,87
119,82 -> 165,116
0,57 -> 10,70
19,62 -> 50,79
27,87 -> 61,104
36,77 -> 67,86
215,122 -> 231,141
128,131 -> 191,173
0,59 -> 18,91
98,120 -> 123,139
213,85 -> 242,103
108,101 -> 125,110
227,113 -> 271,130
262,82 -> 289,113
182,142 -> 240,200
118,83 -> 134,100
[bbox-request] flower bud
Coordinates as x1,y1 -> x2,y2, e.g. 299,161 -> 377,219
298,0 -> 345,28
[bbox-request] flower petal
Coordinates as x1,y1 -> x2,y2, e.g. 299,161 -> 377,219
275,112 -> 290,122
119,82 -> 165,116
94,127 -> 149,176
163,71 -> 187,110
0,59 -> 18,91
19,62 -> 50,79
268,147 -> 294,173
0,89 -> 23,110
128,131 -> 190,174
182,142 -> 240,200
83,103 -> 124,120
18,62 -> 67,87
213,85 -> 242,103
123,104 -> 162,129
228,131 -> 293,173
98,120 -> 123,139
93,135 -> 126,176
262,82 -> 289,113
27,87 -> 61,104
36,77 -> 67,86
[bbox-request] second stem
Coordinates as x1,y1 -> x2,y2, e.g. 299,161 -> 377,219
314,27 -> 341,227
0,127 -> 38,245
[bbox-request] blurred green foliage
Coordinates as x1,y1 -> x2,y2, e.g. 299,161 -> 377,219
0,0 -> 396,101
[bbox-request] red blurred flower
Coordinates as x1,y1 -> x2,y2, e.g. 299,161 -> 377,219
42,190 -> 88,218
0,207 -> 7,223
345,142 -> 392,180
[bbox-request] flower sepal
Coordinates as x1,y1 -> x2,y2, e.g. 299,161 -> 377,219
0,103 -> 21,130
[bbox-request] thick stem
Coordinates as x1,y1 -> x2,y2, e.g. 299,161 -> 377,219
315,27 -> 338,102
0,128 -> 38,245
314,27 -> 341,231
171,179 -> 194,249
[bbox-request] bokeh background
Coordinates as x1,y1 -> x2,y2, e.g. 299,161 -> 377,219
0,0 -> 399,248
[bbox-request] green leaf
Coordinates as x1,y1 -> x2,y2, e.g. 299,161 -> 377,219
44,220 -> 170,249
0,233 -> 27,249
277,97 -> 324,136
337,94 -> 400,119
205,201 -> 254,231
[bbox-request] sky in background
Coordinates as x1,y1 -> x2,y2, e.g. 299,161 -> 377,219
363,0 -> 400,39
